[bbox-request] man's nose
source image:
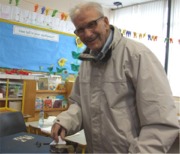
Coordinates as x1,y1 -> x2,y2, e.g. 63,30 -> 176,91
83,28 -> 93,37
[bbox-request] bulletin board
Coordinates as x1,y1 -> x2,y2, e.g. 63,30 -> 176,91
0,19 -> 84,75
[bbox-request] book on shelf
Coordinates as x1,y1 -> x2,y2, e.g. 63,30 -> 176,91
53,99 -> 62,108
35,97 -> 43,109
44,98 -> 52,108
37,77 -> 48,90
62,99 -> 68,108
37,76 -> 63,91
35,95 -> 66,110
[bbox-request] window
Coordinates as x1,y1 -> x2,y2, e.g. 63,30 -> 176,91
110,0 -> 180,96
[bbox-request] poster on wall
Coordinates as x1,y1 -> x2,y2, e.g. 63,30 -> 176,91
0,21 -> 85,75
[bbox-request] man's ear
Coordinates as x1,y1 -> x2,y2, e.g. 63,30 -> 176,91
103,16 -> 110,26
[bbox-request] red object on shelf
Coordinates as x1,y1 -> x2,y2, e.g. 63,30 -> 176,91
4,69 -> 30,75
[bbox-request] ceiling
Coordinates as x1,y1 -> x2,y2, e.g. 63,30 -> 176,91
83,0 -> 156,9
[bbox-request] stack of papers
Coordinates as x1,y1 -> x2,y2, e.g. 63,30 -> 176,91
43,116 -> 56,126
50,136 -> 66,145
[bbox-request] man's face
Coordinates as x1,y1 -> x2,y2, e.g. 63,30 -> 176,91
73,8 -> 110,52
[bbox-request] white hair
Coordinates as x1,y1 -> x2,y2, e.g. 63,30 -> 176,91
69,2 -> 104,21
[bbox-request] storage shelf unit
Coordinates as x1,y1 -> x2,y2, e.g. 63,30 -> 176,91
35,89 -> 69,112
0,74 -> 38,116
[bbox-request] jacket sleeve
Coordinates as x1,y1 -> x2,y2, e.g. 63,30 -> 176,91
54,76 -> 83,135
127,47 -> 179,153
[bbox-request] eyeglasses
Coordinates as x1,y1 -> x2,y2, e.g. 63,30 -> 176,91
74,16 -> 104,36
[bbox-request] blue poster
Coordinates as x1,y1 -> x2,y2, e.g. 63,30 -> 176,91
0,21 -> 85,75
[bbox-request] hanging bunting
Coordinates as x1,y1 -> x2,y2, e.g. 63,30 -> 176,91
164,38 -> 168,43
45,8 -> 50,15
139,33 -> 142,39
133,32 -> 137,38
148,34 -> 152,41
119,28 -> 179,44
61,12 -> 68,20
155,36 -> 158,41
52,10 -> 58,17
169,38 -> 173,43
61,12 -> 66,20
152,35 -> 155,41
152,36 -> 158,41
178,39 -> 180,44
15,0 -> 20,6
126,31 -> 131,37
34,4 -> 39,12
143,33 -> 146,38
9,0 -> 13,4
9,0 -> 73,25
41,6 -> 46,14
122,30 -> 126,36
64,14 -> 68,20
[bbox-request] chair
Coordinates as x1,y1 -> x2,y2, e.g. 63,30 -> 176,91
0,111 -> 27,137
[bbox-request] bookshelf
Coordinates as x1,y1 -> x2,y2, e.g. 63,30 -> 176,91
0,74 -> 38,117
35,89 -> 69,112
0,74 -> 74,121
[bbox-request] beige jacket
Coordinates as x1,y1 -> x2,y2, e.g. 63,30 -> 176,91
55,26 -> 179,153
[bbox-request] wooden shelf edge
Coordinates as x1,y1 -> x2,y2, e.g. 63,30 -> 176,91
0,98 -> 6,101
35,107 -> 68,112
36,90 -> 66,94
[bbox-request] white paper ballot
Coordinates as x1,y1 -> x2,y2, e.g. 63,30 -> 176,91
50,136 -> 66,145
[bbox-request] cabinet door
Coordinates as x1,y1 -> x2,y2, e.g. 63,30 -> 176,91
23,80 -> 36,116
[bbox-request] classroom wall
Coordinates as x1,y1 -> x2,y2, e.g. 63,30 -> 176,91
0,0 -> 111,74
0,0 -> 111,20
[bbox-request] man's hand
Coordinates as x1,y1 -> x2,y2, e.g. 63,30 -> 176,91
51,123 -> 66,143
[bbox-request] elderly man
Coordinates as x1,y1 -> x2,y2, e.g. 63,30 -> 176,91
51,2 -> 179,153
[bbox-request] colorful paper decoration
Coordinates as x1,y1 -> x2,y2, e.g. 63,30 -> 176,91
15,0 -> 20,6
60,12 -> 68,20
139,33 -> 142,39
118,28 -> 179,44
126,31 -> 131,37
169,38 -> 173,43
133,32 -> 137,38
56,67 -> 66,74
148,34 -> 152,40
47,65 -> 54,74
52,10 -> 58,17
164,38 -> 168,43
152,35 -> 158,41
45,8 -> 50,15
9,0 -> 13,4
39,66 -> 43,71
34,4 -> 39,12
122,29 -> 126,35
41,6 -> 46,14
58,58 -> 67,67
64,14 -> 68,20
56,58 -> 67,74
71,64 -> 79,72
76,37 -> 83,48
61,13 -> 65,20
72,51 -> 81,59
